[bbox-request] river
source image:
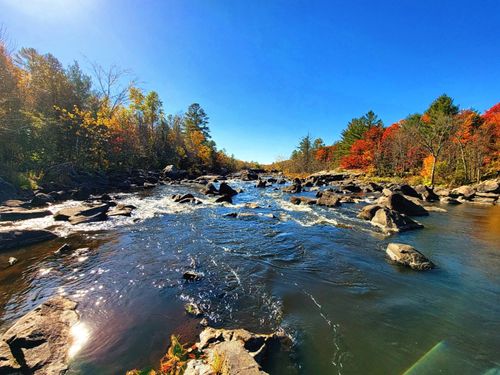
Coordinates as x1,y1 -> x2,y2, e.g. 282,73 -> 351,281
1,180 -> 499,374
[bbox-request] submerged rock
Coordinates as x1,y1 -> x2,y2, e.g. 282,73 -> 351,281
215,195 -> 233,204
371,208 -> 423,233
0,230 -> 58,251
183,270 -> 203,281
0,296 -> 79,374
8,257 -> 17,266
386,243 -> 434,270
185,302 -> 203,317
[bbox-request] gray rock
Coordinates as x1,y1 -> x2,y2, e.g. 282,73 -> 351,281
451,185 -> 476,199
0,230 -> 58,251
371,208 -> 424,233
0,296 -> 79,374
379,193 -> 428,216
290,197 -> 317,205
0,208 -> 52,222
476,179 -> 500,194
218,182 -> 238,197
357,204 -> 382,220
30,193 -> 55,207
386,243 -> 434,270
184,327 -> 290,375
108,204 -> 135,217
316,191 -> 341,207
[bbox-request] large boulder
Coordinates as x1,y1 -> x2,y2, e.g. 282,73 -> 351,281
202,183 -> 218,195
218,182 -> 238,197
451,185 -> 476,199
0,208 -> 52,222
386,243 -> 434,270
399,184 -> 421,199
371,208 -> 424,233
0,230 -> 58,251
316,191 -> 341,207
255,179 -> 267,188
476,179 -> 500,194
379,193 -> 428,216
0,296 -> 79,374
240,170 -> 259,181
184,327 -> 290,375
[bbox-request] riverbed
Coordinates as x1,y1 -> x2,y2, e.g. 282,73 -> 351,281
1,180 -> 499,374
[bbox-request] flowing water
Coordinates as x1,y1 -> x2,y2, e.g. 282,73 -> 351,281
1,180 -> 499,374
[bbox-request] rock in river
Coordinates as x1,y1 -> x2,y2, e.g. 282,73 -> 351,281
379,193 -> 428,216
0,230 -> 58,251
0,208 -> 53,222
386,243 -> 434,270
371,208 -> 424,233
184,327 -> 290,375
0,296 -> 79,374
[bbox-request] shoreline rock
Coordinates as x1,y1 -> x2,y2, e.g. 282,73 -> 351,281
0,230 -> 58,251
0,296 -> 79,374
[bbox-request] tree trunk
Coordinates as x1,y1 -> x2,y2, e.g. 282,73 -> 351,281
430,155 -> 437,187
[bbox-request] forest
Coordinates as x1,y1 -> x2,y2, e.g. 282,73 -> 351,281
0,36 -> 252,189
278,96 -> 499,186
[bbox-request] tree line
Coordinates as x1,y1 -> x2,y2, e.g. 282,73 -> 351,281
0,36 -> 254,188
276,95 -> 499,186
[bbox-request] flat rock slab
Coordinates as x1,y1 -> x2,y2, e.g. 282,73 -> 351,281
386,243 -> 434,270
0,230 -> 58,251
54,204 -> 110,225
0,296 -> 79,374
0,208 -> 53,222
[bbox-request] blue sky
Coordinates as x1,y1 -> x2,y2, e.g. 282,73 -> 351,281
1,0 -> 499,163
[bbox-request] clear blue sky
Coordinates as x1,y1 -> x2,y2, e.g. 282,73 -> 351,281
1,0 -> 499,163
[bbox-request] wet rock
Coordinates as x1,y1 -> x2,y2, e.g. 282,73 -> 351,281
357,204 -> 382,220
143,182 -> 156,189
224,212 -> 238,218
54,243 -> 71,255
379,193 -> 428,216
108,204 -> 135,217
290,197 -> 317,205
215,195 -> 233,204
69,211 -> 108,225
371,208 -> 424,233
440,197 -> 461,205
0,296 -> 79,374
54,204 -> 110,221
342,183 -> 362,193
414,185 -> 439,201
218,182 -> 238,197
316,191 -> 341,207
172,194 -> 201,204
386,243 -> 434,270
183,270 -> 203,281
435,188 -> 451,197
244,202 -> 260,209
282,178 -> 302,193
202,183 -> 218,195
0,230 -> 58,251
184,327 -> 290,375
240,170 -> 259,181
340,196 -> 356,203
8,257 -> 17,266
71,186 -> 92,201
30,192 -> 55,207
0,208 -> 52,222
185,302 -> 203,317
255,179 -> 267,188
